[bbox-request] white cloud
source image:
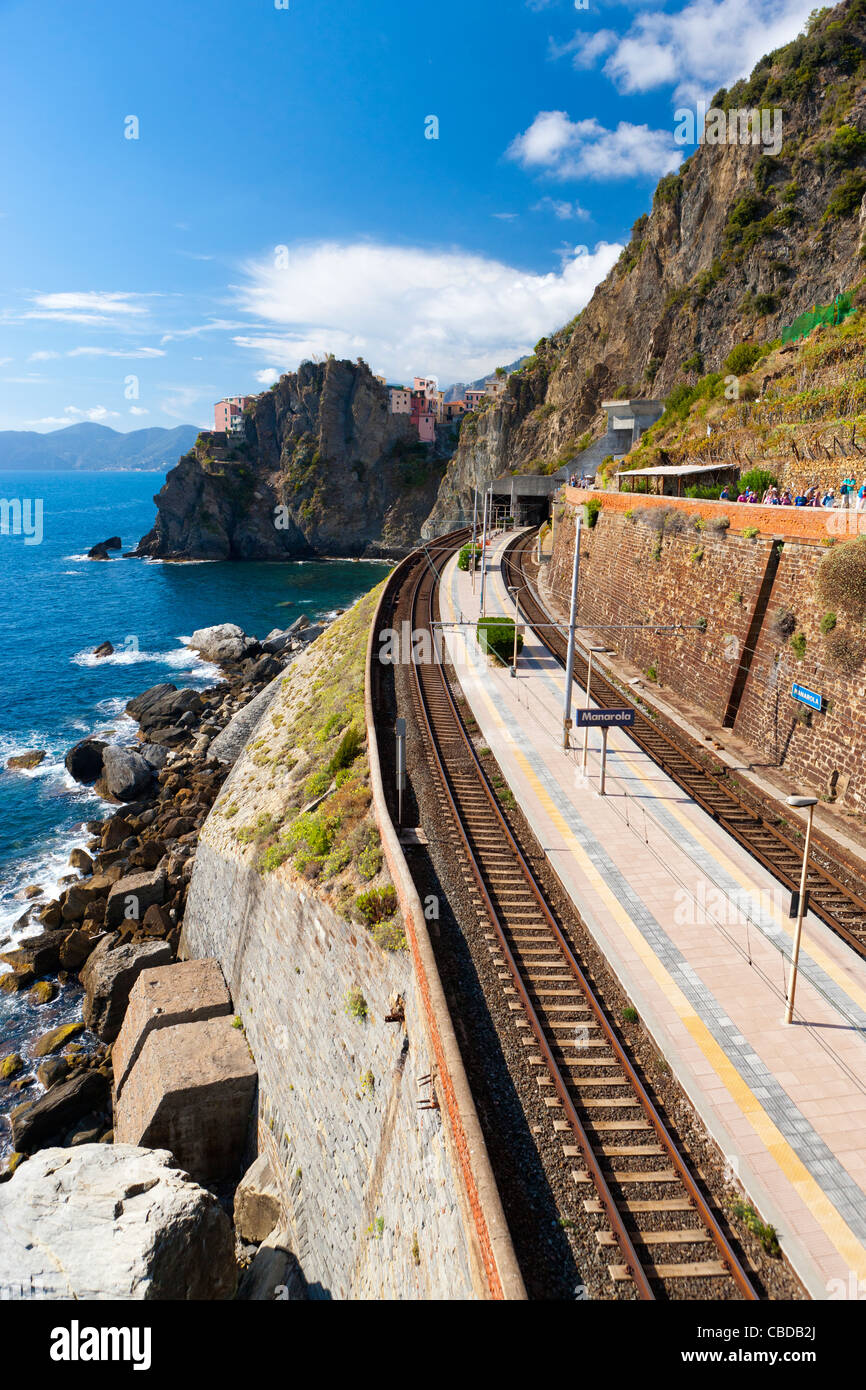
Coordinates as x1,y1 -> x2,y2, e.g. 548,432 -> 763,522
532,197 -> 591,221
554,27 -> 618,68
20,291 -> 149,326
159,318 -> 243,345
255,367 -> 281,384
157,384 -> 205,421
26,404 -> 121,426
28,350 -> 60,361
592,0 -> 813,102
67,346 -> 165,358
232,238 -> 622,384
492,212 -> 519,221
129,406 -> 149,415
508,110 -> 680,180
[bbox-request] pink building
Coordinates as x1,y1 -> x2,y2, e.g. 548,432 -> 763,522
214,395 -> 253,434
465,388 -> 485,411
389,387 -> 412,414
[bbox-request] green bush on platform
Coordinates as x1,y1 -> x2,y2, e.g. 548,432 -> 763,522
458,543 -> 482,571
476,617 -> 524,665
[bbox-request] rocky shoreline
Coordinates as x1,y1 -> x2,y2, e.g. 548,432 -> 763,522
0,614 -> 329,1175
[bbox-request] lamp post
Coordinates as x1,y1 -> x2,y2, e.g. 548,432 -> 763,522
470,488 -> 478,594
507,584 -> 524,678
581,643 -> 612,776
783,794 -> 818,1025
479,486 -> 491,617
561,515 -> 582,747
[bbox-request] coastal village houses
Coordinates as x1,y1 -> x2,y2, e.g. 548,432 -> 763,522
213,396 -> 253,434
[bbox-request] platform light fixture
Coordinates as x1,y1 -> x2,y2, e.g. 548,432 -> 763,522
783,793 -> 818,1025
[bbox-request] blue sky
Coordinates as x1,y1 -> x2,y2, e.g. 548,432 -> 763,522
0,0 -> 813,431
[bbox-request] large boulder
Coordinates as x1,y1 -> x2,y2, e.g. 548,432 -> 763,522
81,935 -> 173,1042
234,1153 -> 282,1244
87,536 -> 122,560
59,874 -> 113,923
0,1145 -> 236,1299
126,683 -> 177,723
98,746 -> 153,802
0,931 -> 62,978
65,738 -> 106,785
188,623 -> 251,663
10,1068 -> 110,1153
105,867 -> 167,929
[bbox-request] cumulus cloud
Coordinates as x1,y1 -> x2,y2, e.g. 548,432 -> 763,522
568,0 -> 814,102
232,239 -> 622,383
508,110 -> 680,180
129,406 -> 149,415
27,404 -> 121,426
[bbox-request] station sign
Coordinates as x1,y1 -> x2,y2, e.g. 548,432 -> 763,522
575,707 -> 635,728
791,683 -> 822,712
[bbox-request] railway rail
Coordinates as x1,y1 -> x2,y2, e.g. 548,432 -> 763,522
503,527 -> 866,963
381,529 -> 758,1300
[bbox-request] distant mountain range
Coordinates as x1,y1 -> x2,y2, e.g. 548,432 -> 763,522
0,423 -> 199,472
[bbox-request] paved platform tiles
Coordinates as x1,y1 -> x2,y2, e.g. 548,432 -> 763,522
437,529 -> 866,1300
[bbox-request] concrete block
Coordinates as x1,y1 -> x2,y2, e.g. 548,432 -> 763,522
112,957 -> 231,1100
234,1152 -> 282,1243
115,1015 -> 257,1184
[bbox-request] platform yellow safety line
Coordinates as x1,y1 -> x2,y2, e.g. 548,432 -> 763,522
485,559 -> 866,1022
447,559 -> 866,1281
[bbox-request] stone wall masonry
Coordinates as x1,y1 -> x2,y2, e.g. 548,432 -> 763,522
182,841 -> 475,1299
552,494 -> 866,810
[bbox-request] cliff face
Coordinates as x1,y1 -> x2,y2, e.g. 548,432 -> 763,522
424,0 -> 866,532
135,359 -> 450,560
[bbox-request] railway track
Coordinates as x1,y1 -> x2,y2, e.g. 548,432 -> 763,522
503,527 -> 866,962
384,531 -> 758,1301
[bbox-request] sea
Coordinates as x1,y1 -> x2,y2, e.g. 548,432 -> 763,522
0,470 -> 391,1147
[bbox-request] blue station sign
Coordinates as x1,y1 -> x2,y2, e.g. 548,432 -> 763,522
791,683 -> 822,712
575,707 -> 636,728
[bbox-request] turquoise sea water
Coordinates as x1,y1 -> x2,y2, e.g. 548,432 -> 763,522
0,471 -> 390,1116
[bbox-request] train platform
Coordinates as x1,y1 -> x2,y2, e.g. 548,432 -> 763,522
438,529 -> 866,1300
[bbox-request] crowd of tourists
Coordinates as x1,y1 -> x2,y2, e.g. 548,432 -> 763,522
719,478 -> 866,509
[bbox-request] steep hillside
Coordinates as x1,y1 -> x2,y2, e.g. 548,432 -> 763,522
425,0 -> 866,530
134,358 -> 451,560
618,307 -> 866,487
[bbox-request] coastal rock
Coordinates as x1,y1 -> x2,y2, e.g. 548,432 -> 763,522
69,848 -> 93,873
237,1229 -> 306,1301
37,901 -> 62,928
87,536 -> 122,560
234,1152 -> 282,1244
98,746 -> 153,802
188,623 -> 250,663
93,640 -> 114,658
65,738 -> 107,785
0,1144 -> 237,1299
139,743 -> 170,771
81,934 -> 172,1041
60,874 -> 113,923
0,931 -> 62,977
126,683 -> 177,722
10,1068 -> 110,1152
36,1057 -> 68,1088
6,750 -> 46,771
105,867 -> 167,928
59,928 -> 104,972
1,1055 -> 24,1081
32,1021 -> 85,1057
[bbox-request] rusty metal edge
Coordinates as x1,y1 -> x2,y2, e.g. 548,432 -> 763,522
365,550 -> 528,1303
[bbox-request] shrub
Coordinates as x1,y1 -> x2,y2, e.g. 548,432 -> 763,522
827,123 -> 866,166
371,919 -> 407,951
724,342 -> 764,375
742,526 -> 759,539
682,350 -> 704,374
730,1199 -> 780,1257
789,632 -> 807,659
303,767 -> 332,801
645,662 -> 659,682
738,467 -> 778,497
329,723 -> 363,774
345,987 -> 368,1022
826,171 -> 866,218
357,838 -> 383,881
654,173 -> 682,206
816,536 -> 866,620
477,617 -> 523,664
770,606 -> 797,642
820,611 -> 837,633
824,629 -> 865,673
585,497 -> 602,528
457,543 -> 481,571
355,885 -> 398,925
